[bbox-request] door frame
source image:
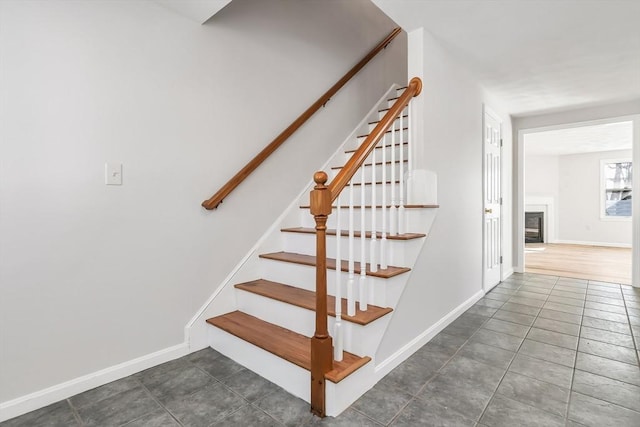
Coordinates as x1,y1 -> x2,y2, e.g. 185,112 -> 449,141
482,104 -> 503,292
515,114 -> 640,288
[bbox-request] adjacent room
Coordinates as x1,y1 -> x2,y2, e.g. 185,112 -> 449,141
524,120 -> 633,284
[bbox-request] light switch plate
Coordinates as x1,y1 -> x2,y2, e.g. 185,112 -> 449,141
105,163 -> 122,185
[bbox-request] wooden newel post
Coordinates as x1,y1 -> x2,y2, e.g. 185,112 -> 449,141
309,171 -> 333,417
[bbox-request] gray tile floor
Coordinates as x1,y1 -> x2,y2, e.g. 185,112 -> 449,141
3,273 -> 640,426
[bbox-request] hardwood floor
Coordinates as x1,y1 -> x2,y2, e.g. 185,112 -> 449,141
525,243 -> 632,284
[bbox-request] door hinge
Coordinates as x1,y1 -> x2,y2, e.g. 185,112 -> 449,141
500,197 -> 503,205
500,256 -> 503,264
500,138 -> 503,147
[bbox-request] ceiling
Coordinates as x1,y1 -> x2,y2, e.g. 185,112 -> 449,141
525,120 -> 633,156
372,0 -> 640,117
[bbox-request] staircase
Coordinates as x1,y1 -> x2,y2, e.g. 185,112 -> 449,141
198,82 -> 438,416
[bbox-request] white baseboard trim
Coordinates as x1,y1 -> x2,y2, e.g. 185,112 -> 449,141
514,266 -> 524,273
374,289 -> 484,379
553,239 -> 631,249
502,268 -> 515,281
0,343 -> 189,423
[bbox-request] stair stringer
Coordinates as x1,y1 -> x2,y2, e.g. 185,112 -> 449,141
185,84 -> 440,417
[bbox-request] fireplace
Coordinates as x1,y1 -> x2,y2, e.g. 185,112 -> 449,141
525,212 -> 544,243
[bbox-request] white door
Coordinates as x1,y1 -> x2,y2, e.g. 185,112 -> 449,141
483,108 -> 502,290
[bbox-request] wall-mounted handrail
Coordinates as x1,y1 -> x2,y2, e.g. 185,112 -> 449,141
201,27 -> 402,210
309,77 -> 422,417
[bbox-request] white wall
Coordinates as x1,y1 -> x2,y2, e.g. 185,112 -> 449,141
0,0 -> 406,406
376,28 -> 513,361
526,155 -> 560,198
557,149 -> 632,246
525,154 -> 560,242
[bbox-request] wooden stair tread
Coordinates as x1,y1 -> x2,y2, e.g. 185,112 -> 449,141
345,142 -> 408,154
299,204 -> 439,209
369,114 -> 407,125
235,279 -> 393,325
352,180 -> 400,186
331,160 -> 407,170
259,251 -> 410,278
281,227 -> 426,241
206,311 -> 371,383
356,127 -> 408,139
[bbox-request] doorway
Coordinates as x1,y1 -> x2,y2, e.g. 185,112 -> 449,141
483,106 -> 502,291
516,115 -> 639,287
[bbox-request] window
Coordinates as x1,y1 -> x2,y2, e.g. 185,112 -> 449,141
601,159 -> 632,218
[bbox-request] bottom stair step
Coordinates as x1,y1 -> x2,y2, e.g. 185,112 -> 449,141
206,311 -> 370,383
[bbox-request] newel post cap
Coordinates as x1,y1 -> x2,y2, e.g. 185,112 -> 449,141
314,171 -> 328,187
310,171 -> 331,216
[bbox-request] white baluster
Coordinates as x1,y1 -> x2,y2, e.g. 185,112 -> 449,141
389,113 -> 397,236
359,165 -> 367,311
408,102 -> 413,175
406,101 -> 413,208
380,132 -> 388,270
369,132 -> 378,274
347,179 -> 356,316
334,193 -> 343,361
399,108 -> 406,235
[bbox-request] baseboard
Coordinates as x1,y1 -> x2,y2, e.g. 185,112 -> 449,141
0,343 -> 189,423
374,288 -> 484,379
502,267 -> 515,281
553,239 -> 631,249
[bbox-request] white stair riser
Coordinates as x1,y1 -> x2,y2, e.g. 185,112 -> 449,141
354,126 -> 408,144
283,232 -> 410,267
386,98 -> 410,110
298,207 -> 435,233
257,258 -> 408,308
367,114 -> 407,132
377,108 -> 408,122
330,182 -> 406,206
329,163 -> 409,184
340,145 -> 408,169
207,329 -> 309,402
356,127 -> 408,147
235,290 -> 390,356
208,327 -> 377,418
326,363 -> 376,417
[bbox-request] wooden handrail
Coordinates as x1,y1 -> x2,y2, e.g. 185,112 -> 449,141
328,77 -> 422,201
309,77 -> 422,417
202,27 -> 402,210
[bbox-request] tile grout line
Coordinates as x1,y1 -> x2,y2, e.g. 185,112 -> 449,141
347,406 -> 386,427
65,398 -> 85,427
563,279 -> 587,426
383,307 -> 502,426
620,287 -> 640,366
384,319 -> 493,426
568,281 -> 640,420
476,276 -> 557,424
129,374 -> 185,427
